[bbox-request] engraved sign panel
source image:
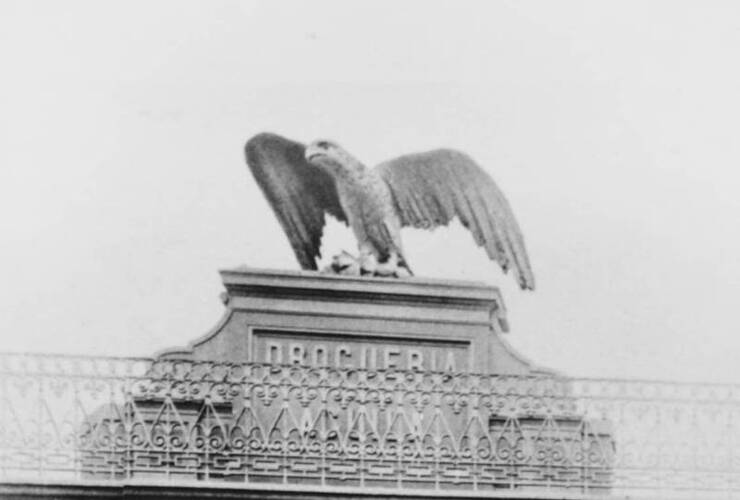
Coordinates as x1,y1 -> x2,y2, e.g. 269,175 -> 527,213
253,329 -> 470,372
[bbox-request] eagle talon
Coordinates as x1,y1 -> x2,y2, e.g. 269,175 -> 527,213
358,253 -> 378,276
374,261 -> 399,278
324,250 -> 361,276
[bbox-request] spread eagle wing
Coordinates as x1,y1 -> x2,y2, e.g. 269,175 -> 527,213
375,149 -> 535,290
245,132 -> 347,270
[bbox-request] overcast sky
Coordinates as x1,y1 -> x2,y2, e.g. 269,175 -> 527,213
1,0 -> 739,383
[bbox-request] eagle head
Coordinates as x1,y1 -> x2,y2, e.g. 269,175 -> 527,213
305,139 -> 362,178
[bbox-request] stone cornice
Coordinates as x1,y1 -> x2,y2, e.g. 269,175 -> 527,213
220,266 -> 505,313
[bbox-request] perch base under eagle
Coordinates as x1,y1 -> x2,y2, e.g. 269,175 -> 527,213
322,250 -> 413,278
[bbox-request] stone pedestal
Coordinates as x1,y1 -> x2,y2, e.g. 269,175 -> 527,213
159,267 -> 550,376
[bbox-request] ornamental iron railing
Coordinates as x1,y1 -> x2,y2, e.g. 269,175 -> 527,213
0,352 -> 739,498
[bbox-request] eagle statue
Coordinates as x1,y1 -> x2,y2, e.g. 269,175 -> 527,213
245,132 -> 535,290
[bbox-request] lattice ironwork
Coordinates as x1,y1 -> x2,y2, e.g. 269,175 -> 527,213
1,352 -> 739,498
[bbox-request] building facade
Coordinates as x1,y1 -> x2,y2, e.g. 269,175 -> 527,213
0,268 -> 737,499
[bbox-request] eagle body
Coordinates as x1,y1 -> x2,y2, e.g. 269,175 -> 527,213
245,132 -> 535,289
326,161 -> 407,269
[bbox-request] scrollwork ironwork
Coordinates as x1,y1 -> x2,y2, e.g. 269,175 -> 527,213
1,353 -> 738,497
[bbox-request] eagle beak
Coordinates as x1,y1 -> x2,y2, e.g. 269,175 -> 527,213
305,144 -> 327,163
305,150 -> 320,163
